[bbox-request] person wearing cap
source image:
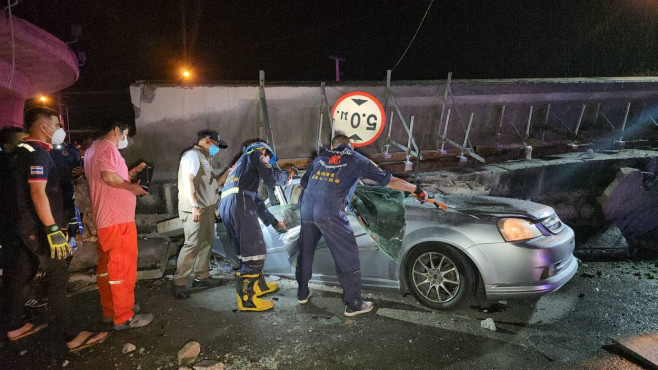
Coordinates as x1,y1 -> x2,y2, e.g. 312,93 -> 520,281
218,140 -> 293,311
172,130 -> 228,299
84,120 -> 153,331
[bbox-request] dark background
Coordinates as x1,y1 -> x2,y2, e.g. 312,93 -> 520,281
12,0 -> 658,139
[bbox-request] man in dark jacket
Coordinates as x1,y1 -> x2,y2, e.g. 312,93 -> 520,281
5,107 -> 107,351
219,141 -> 292,311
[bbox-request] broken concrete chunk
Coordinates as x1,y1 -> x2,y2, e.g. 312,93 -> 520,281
598,168 -> 658,242
178,341 -> 201,366
480,318 -> 497,331
193,360 -> 225,370
122,343 -> 137,354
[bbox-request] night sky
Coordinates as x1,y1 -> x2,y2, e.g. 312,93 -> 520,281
12,0 -> 658,137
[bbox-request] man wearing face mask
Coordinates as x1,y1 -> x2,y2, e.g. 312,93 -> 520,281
172,130 -> 228,299
84,120 -> 153,331
6,107 -> 108,351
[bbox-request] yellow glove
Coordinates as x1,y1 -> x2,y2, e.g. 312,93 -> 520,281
45,225 -> 72,260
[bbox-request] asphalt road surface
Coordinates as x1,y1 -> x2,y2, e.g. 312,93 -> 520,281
1,259 -> 657,369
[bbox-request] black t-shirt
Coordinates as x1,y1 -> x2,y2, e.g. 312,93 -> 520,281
12,140 -> 65,252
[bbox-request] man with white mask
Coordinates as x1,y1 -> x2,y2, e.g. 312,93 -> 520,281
84,120 -> 153,331
172,130 -> 228,299
6,107 -> 108,352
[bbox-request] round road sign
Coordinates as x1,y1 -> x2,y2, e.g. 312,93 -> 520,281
331,91 -> 386,147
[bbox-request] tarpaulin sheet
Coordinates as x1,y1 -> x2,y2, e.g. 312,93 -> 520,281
351,185 -> 406,260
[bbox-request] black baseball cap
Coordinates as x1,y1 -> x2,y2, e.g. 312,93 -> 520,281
197,130 -> 228,148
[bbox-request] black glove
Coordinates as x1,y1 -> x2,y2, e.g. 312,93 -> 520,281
272,219 -> 288,233
45,225 -> 72,260
413,185 -> 429,203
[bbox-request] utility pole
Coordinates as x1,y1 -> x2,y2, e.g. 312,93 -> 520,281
328,55 -> 345,81
181,0 -> 187,65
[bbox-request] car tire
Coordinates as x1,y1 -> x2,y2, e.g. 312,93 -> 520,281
405,244 -> 476,310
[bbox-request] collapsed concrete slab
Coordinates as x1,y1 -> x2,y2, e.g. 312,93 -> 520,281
68,234 -> 173,281
598,168 -> 658,252
574,226 -> 629,261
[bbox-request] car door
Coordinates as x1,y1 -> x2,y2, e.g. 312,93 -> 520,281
266,181 -> 384,285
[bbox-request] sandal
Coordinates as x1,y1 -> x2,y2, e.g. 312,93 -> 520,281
7,323 -> 48,341
67,331 -> 109,353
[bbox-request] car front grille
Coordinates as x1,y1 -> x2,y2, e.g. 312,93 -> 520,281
541,215 -> 564,234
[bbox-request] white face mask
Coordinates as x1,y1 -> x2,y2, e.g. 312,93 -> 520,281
44,125 -> 67,145
118,135 -> 129,150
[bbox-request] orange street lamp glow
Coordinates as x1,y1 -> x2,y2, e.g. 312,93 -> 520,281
182,70 -> 191,78
39,95 -> 48,102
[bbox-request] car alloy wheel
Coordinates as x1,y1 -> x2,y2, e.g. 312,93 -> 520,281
406,244 -> 475,310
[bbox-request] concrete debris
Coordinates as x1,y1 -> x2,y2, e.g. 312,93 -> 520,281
425,178 -> 490,196
19,350 -> 27,356
122,343 -> 137,354
178,341 -> 201,366
599,168 -> 658,243
193,359 -> 225,370
480,318 -> 497,331
579,149 -> 596,160
575,226 -> 629,260
62,360 -> 69,367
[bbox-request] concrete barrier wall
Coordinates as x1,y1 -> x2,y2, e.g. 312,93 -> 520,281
128,77 -> 658,183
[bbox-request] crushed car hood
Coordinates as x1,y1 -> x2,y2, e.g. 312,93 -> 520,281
414,194 -> 555,220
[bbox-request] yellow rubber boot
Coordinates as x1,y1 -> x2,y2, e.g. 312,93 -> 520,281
254,272 -> 279,296
236,273 -> 274,311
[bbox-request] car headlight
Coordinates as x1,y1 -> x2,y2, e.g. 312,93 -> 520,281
497,218 -> 543,242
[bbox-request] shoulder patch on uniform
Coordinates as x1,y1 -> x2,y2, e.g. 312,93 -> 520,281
30,166 -> 44,175
17,143 -> 35,152
203,161 -> 210,167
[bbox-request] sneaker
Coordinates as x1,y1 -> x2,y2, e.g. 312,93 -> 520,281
298,289 -> 313,304
173,284 -> 191,299
24,298 -> 48,308
113,313 -> 153,331
102,303 -> 141,324
344,300 -> 374,317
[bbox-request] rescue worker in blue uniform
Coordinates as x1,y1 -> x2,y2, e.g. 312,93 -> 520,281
218,142 -> 293,311
296,134 -> 428,316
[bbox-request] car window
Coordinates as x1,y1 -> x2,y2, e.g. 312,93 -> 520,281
268,204 -> 301,229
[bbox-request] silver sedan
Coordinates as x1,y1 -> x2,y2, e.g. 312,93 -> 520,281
213,179 -> 578,310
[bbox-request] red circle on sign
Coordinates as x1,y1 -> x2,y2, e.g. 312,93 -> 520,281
331,91 -> 386,147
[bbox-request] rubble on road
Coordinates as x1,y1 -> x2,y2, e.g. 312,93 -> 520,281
178,341 -> 201,366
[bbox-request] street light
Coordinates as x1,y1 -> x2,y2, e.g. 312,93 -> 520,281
39,95 -> 48,103
180,68 -> 193,82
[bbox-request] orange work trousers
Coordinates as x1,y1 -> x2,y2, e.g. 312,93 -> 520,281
96,222 -> 138,325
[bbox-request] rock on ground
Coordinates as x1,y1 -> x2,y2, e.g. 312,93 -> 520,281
178,341 -> 201,366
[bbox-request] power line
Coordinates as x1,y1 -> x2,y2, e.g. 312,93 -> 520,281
391,0 -> 434,72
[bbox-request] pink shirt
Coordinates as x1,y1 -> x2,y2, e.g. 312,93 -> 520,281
84,139 -> 136,229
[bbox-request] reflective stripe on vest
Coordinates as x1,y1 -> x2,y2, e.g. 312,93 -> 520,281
108,280 -> 123,285
221,187 -> 239,199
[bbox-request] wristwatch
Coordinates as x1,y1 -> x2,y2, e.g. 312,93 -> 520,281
191,203 -> 199,208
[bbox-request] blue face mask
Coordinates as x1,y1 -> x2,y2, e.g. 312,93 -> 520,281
209,145 -> 220,157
